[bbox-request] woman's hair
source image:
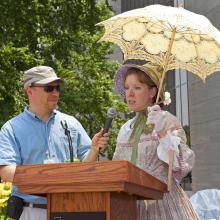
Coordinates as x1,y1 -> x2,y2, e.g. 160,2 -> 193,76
122,67 -> 158,104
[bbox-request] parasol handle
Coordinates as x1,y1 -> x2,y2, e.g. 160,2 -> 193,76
156,65 -> 168,103
156,28 -> 176,104
167,149 -> 175,191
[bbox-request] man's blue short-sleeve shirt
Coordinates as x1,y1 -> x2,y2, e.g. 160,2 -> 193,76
0,107 -> 91,203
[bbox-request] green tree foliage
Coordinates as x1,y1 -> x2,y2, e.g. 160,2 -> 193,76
183,125 -> 191,147
0,0 -> 127,148
0,45 -> 40,124
0,1 -> 128,217
0,182 -> 12,220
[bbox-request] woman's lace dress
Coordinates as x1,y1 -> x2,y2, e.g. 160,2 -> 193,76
113,111 -> 199,220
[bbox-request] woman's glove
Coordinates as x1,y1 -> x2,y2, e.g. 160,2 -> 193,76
157,130 -> 181,170
147,104 -> 165,132
147,105 -> 181,170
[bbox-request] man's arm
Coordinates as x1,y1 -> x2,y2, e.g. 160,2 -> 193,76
0,165 -> 16,182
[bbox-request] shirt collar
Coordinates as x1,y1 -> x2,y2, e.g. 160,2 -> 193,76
24,106 -> 57,121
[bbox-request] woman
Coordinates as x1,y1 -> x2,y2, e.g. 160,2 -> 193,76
113,63 -> 199,220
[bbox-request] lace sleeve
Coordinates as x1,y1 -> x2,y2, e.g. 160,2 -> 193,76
157,112 -> 195,182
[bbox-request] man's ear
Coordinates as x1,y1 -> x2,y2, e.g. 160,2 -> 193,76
25,87 -> 32,96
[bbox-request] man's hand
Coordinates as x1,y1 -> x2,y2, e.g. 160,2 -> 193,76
0,165 -> 16,182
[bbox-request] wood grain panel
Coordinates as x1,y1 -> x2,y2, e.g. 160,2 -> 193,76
47,194 -> 51,220
13,161 -> 167,220
127,162 -> 167,192
110,192 -> 137,220
14,161 -> 167,200
16,181 -> 127,194
50,192 -> 106,212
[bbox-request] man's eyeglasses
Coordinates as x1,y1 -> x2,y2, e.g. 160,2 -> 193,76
31,85 -> 61,93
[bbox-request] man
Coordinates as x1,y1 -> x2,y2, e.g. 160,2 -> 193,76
0,66 -> 109,220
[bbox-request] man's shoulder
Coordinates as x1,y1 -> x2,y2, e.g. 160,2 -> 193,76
2,112 -> 25,128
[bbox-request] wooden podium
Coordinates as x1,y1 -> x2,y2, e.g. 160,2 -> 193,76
13,160 -> 167,220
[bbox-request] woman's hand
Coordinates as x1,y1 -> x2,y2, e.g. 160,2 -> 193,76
147,104 -> 165,133
91,128 -> 110,153
83,129 -> 110,162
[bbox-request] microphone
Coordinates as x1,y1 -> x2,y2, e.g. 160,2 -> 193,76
98,107 -> 117,158
104,107 -> 117,133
